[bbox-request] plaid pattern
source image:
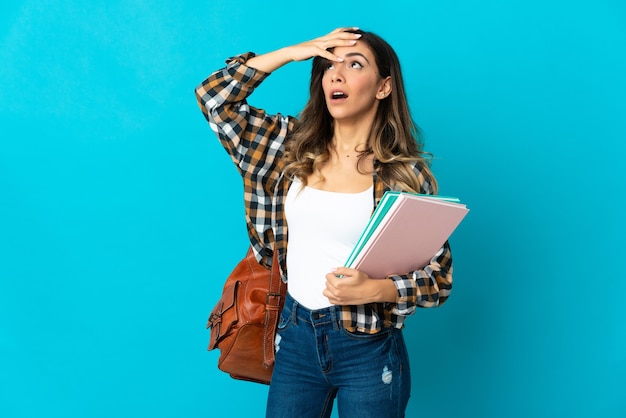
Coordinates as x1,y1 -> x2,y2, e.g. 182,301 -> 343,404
195,53 -> 453,333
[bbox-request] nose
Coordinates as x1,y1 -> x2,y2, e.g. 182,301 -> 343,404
329,66 -> 343,83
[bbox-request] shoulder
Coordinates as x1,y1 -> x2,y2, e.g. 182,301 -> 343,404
410,160 -> 437,195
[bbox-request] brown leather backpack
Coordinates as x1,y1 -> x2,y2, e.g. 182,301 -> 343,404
206,247 -> 286,384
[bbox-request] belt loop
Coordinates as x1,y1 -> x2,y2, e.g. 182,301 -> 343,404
331,306 -> 340,331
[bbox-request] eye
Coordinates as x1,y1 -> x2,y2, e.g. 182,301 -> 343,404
349,60 -> 364,69
324,61 -> 335,71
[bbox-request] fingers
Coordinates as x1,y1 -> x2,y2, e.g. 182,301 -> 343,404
328,26 -> 360,35
330,267 -> 356,278
323,273 -> 344,304
324,26 -> 361,41
289,28 -> 361,63
317,28 -> 362,57
324,268 -> 373,306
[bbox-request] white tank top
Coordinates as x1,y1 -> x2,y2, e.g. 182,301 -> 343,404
285,178 -> 373,309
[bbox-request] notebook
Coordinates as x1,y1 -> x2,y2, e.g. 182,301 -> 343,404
344,191 -> 469,278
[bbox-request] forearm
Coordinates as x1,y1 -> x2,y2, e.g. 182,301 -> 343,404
246,47 -> 295,73
197,27 -> 360,119
390,241 -> 454,314
246,28 -> 361,73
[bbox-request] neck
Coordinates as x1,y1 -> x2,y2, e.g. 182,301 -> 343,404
332,121 -> 372,157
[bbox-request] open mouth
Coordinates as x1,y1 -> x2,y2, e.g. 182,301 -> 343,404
330,91 -> 348,100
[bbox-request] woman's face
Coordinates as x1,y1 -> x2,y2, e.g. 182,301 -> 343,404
321,41 -> 390,124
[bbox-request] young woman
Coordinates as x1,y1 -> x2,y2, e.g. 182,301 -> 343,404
196,27 -> 453,418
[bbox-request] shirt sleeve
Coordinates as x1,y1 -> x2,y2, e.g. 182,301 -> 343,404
194,52 -> 292,172
388,240 -> 453,315
386,163 -> 454,315
194,53 -> 295,264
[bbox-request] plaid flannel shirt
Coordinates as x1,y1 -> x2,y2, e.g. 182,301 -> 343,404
195,53 -> 453,333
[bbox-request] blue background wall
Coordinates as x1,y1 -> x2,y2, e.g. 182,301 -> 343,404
1,1 -> 624,417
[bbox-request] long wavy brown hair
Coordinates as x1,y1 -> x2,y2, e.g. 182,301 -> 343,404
283,29 -> 437,194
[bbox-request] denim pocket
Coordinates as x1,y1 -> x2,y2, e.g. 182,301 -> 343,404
340,326 -> 393,341
276,305 -> 293,332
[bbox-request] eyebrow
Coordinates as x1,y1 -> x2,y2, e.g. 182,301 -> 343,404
343,52 -> 370,64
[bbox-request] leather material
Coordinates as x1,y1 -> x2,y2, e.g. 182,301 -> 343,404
206,247 -> 285,385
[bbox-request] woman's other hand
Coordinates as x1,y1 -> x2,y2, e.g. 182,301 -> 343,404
323,267 -> 398,305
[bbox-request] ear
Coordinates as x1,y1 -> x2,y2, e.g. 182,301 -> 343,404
376,76 -> 392,100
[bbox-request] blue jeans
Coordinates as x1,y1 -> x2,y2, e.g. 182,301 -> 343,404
266,293 -> 411,418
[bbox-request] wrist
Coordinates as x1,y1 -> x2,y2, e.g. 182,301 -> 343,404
371,278 -> 398,304
279,46 -> 298,64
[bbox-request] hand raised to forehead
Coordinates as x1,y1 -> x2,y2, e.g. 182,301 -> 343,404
285,27 -> 362,63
